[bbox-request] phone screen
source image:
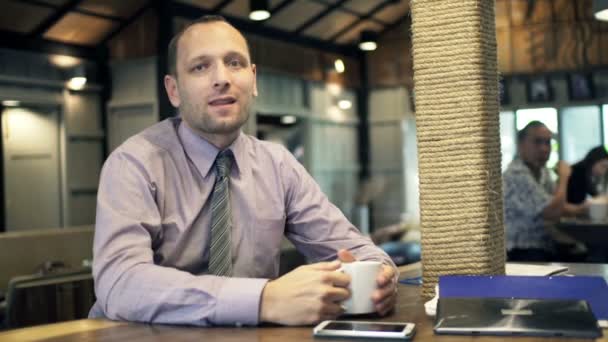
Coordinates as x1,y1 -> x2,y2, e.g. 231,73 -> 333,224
324,322 -> 407,333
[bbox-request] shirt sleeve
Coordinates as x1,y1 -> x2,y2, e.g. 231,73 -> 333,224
279,148 -> 397,274
92,150 -> 268,326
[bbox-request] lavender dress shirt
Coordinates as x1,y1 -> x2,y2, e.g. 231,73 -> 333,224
89,117 -> 395,326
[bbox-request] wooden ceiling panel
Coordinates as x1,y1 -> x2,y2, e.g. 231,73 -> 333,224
496,28 -> 512,72
174,0 -> 226,9
335,20 -> 383,44
553,0 -> 576,21
0,2 -> 53,34
495,0 -> 509,29
37,0 -> 71,6
78,0 -> 149,19
222,0 -> 250,20
373,0 -> 409,24
266,0 -> 326,31
303,10 -> 358,40
44,12 -> 118,45
343,0 -> 385,15
511,0 -> 552,26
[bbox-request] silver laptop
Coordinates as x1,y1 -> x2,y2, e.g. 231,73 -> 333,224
434,297 -> 602,338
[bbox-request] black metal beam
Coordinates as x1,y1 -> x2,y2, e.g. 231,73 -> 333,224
19,0 -> 123,22
293,0 -> 349,35
212,0 -> 233,12
101,0 -> 153,45
330,0 -> 399,42
30,0 -> 85,37
172,2 -> 359,57
377,12 -> 411,38
268,0 -> 296,16
308,0 -> 388,26
0,29 -> 102,59
156,0 -> 175,120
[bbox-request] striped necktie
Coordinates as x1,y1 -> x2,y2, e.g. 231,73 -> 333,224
208,150 -> 234,276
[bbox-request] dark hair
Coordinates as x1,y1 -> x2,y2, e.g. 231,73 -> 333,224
580,146 -> 608,168
167,15 -> 250,77
516,120 -> 547,145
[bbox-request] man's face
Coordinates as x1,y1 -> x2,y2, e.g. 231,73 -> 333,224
519,125 -> 552,169
165,22 -> 257,139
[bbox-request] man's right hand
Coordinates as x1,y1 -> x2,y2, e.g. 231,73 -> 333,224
259,260 -> 351,325
556,160 -> 572,180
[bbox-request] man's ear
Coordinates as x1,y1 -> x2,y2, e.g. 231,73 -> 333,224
164,75 -> 181,107
251,64 -> 258,97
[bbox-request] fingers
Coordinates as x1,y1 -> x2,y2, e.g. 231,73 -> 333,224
375,290 -> 397,316
320,301 -> 346,318
309,260 -> 341,271
321,285 -> 351,302
377,265 -> 396,287
337,249 -> 357,263
372,281 -> 396,304
321,271 -> 351,288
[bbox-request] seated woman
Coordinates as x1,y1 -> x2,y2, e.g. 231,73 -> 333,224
567,146 -> 608,205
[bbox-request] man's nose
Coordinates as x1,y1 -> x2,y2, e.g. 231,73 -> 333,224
212,64 -> 230,89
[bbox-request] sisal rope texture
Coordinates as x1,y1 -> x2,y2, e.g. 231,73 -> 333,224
410,0 -> 506,299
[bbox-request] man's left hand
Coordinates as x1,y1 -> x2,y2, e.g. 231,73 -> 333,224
337,249 -> 397,316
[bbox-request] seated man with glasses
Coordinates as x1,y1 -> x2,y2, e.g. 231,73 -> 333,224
503,121 -> 587,262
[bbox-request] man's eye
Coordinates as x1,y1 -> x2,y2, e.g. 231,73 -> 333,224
228,59 -> 242,68
193,64 -> 207,71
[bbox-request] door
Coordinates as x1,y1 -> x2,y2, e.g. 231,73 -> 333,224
2,105 -> 62,231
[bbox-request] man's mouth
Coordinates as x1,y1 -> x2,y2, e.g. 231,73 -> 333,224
208,97 -> 237,106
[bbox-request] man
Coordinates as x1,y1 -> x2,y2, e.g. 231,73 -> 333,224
89,15 -> 397,327
503,121 -> 587,261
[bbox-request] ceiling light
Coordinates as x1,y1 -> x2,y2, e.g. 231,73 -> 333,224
338,100 -> 352,110
358,30 -> 378,51
2,100 -> 20,107
49,54 -> 81,68
334,59 -> 345,73
594,0 -> 608,21
66,65 -> 87,90
249,0 -> 270,21
281,115 -> 297,125
68,76 -> 87,90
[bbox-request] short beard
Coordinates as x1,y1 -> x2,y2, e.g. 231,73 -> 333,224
179,99 -> 251,135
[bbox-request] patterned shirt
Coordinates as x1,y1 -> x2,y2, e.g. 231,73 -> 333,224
503,158 -> 555,251
89,117 -> 395,326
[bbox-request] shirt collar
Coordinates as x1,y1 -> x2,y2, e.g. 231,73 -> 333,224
178,120 -> 249,179
510,157 -> 549,183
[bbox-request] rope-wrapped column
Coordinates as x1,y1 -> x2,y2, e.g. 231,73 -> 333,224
411,0 -> 505,299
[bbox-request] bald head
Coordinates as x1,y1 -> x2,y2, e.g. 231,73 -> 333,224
167,15 -> 251,77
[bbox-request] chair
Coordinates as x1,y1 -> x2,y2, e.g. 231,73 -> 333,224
4,267 -> 95,329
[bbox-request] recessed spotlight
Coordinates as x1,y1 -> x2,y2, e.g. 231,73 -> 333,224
68,76 -> 87,90
334,59 -> 345,73
281,115 -> 297,124
338,100 -> 352,110
249,0 -> 270,21
2,100 -> 20,107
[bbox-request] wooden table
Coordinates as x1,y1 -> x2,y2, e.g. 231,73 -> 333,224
1,263 -> 606,342
557,219 -> 608,247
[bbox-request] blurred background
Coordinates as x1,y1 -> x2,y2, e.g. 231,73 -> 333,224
0,0 -> 608,329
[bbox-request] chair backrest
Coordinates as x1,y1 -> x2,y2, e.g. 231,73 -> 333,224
5,267 -> 95,329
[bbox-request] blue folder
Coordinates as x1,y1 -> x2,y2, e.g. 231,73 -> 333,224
438,275 -> 608,320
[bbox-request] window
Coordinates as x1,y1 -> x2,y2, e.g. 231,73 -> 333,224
560,106 -> 601,164
499,111 -> 515,171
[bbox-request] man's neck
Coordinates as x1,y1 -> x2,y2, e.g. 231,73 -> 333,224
184,121 -> 240,150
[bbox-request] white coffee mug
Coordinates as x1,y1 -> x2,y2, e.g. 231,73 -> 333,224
589,202 -> 608,222
339,261 -> 382,314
